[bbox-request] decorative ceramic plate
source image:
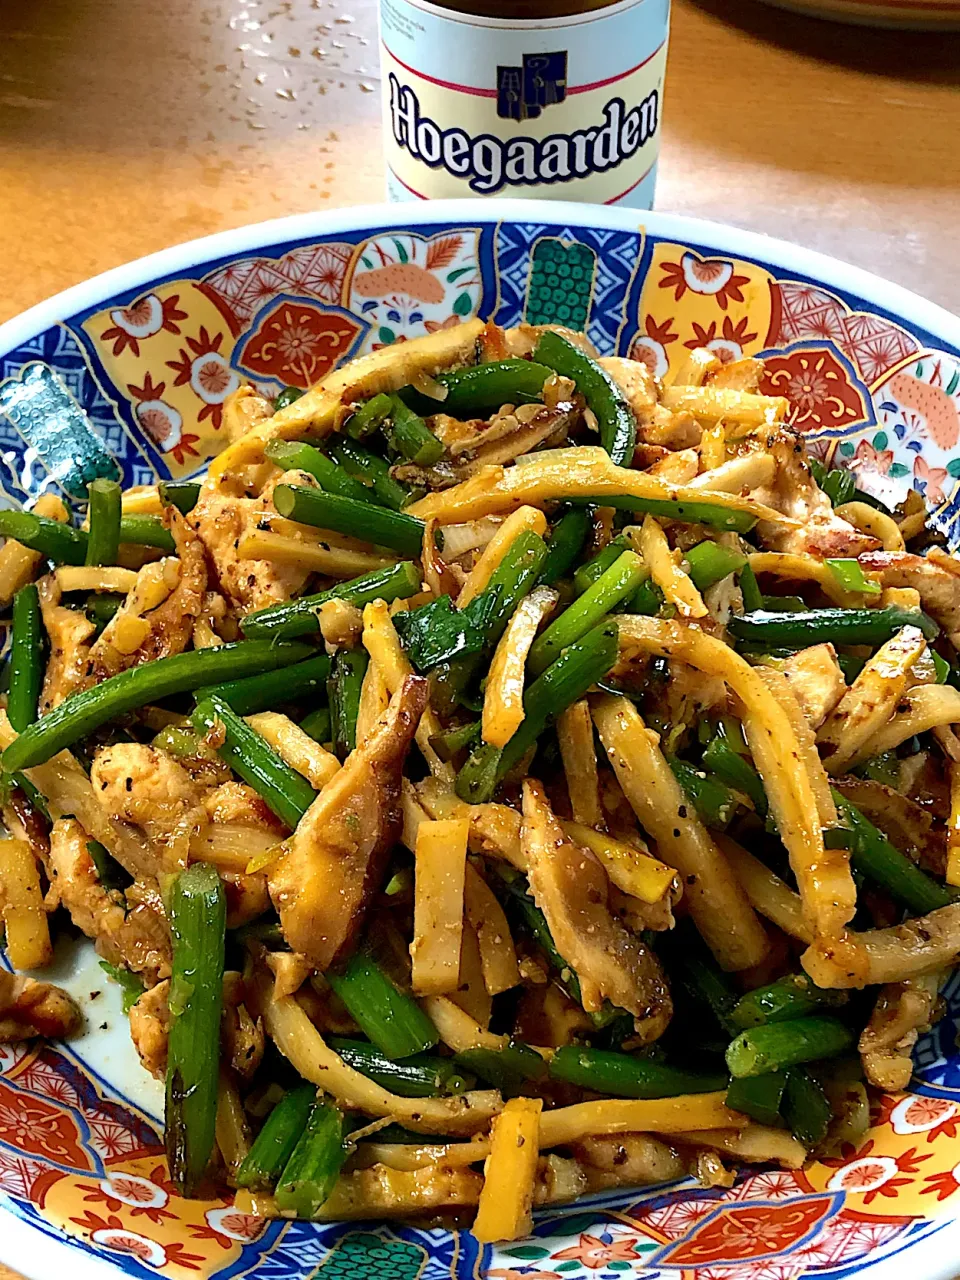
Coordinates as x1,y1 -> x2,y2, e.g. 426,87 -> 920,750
2,200 -> 960,1280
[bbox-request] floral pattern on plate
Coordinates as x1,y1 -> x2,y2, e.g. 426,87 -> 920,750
2,207 -> 960,1280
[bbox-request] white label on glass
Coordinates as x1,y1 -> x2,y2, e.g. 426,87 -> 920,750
379,0 -> 670,208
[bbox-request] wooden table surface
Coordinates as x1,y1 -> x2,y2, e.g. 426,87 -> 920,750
0,13 -> 957,1279
0,0 -> 958,323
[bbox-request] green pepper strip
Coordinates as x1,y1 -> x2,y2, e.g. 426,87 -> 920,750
702,724 -> 769,818
345,392 -> 394,440
325,955 -> 439,1059
667,757 -> 737,830
528,550 -> 644,676
195,654 -> 332,717
87,838 -> 131,893
731,974 -> 846,1030
273,484 -> 424,558
159,482 -> 202,515
192,695 -> 317,830
456,620 -> 618,804
685,540 -> 746,592
550,1046 -> 727,1098
300,705 -> 331,745
428,530 -> 548,717
264,439 -> 378,505
383,396 -> 443,466
2,639 -> 313,772
627,576 -> 664,616
273,1099 -> 346,1218
241,561 -> 421,640
533,330 -> 636,466
729,605 -> 939,648
659,921 -> 740,1036
328,648 -> 368,760
495,875 -> 620,1027
235,1085 -> 316,1190
826,558 -> 882,596
726,1017 -> 855,1079
573,537 -> 629,596
0,510 -> 87,565
577,493 -> 758,534
85,592 -> 124,635
165,862 -> 226,1195
8,585 -> 43,733
327,1037 -> 471,1097
833,791 -> 956,915
329,438 -> 409,512
537,508 -> 591,587
401,359 -> 555,418
99,960 -> 146,1014
738,562 -> 764,611
452,1043 -> 547,1094
274,386 -> 305,411
782,1067 -> 832,1147
85,478 -> 122,567
725,1071 -> 787,1126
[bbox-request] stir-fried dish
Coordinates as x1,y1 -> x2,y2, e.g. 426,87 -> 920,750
2,316 -> 960,1238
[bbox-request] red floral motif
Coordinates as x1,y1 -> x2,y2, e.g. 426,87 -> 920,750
424,314 -> 464,334
659,254 -> 750,311
239,300 -> 361,389
90,1225 -> 166,1266
127,372 -> 166,403
759,347 -> 867,432
99,294 -> 188,356
189,1206 -> 263,1247
0,1083 -> 92,1171
629,315 -> 679,378
71,1208 -> 126,1233
162,1242 -> 207,1269
77,1166 -> 175,1223
166,326 -> 237,427
552,1233 -> 643,1268
167,435 -> 200,466
644,314 -> 679,346
654,1195 -> 836,1267
842,312 -> 918,383
685,315 -> 759,356
890,1093 -> 960,1140
921,1166 -> 960,1201
14,1052 -> 82,1110
639,1191 -> 719,1237
824,1139 -> 932,1203
849,438 -> 894,478
75,1211 -> 205,1270
915,454 -> 950,504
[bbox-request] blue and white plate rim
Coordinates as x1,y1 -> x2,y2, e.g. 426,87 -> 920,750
1,198 -> 960,1280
